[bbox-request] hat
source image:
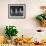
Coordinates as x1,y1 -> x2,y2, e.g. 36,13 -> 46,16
40,6 -> 46,9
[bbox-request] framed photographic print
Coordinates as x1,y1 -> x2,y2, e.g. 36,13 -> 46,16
8,4 -> 26,19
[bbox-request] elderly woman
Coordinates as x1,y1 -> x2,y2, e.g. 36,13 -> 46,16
36,6 -> 46,27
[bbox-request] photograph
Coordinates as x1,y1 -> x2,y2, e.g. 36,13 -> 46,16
8,4 -> 26,19
1,0 -> 46,46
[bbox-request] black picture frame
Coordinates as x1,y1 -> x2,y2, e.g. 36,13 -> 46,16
8,4 -> 26,19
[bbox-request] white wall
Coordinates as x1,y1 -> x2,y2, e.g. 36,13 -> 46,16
0,0 -> 46,38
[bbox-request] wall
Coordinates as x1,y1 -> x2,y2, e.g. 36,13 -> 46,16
0,0 -> 46,39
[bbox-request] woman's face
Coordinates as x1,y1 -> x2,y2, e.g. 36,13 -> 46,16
41,8 -> 46,14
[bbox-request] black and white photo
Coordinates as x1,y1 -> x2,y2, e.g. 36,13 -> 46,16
8,4 -> 26,19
